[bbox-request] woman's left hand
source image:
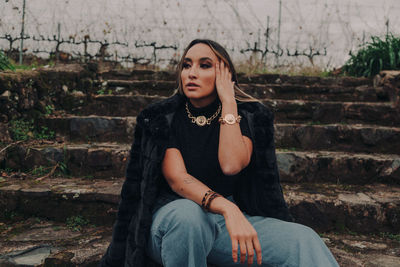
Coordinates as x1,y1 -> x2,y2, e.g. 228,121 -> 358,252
215,60 -> 235,103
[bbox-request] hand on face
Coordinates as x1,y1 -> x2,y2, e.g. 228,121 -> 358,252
215,60 -> 235,104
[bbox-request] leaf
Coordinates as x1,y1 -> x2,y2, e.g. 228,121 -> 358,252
389,45 -> 395,68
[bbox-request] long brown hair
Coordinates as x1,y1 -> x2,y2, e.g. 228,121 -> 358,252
176,39 -> 258,102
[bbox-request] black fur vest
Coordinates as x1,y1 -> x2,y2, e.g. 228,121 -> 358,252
100,93 -> 292,267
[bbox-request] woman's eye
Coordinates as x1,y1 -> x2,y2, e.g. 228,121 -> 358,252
183,63 -> 191,69
201,64 -> 211,68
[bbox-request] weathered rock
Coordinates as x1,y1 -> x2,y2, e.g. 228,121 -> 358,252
41,116 -> 136,143
61,94 -> 400,126
0,245 -> 58,266
4,143 -> 400,183
374,70 -> 400,107
38,116 -> 400,155
63,94 -> 164,117
238,73 -> 373,87
0,123 -> 12,142
341,240 -> 387,250
0,177 -> 122,224
240,83 -> 387,102
364,255 -> 400,267
2,217 -> 399,267
266,99 -> 400,126
285,183 -> 400,233
1,177 -> 399,232
4,143 -> 129,177
2,67 -> 400,266
275,123 -> 400,154
277,151 -> 400,184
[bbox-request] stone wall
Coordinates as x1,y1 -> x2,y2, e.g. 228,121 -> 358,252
0,64 -> 96,123
0,64 -> 98,142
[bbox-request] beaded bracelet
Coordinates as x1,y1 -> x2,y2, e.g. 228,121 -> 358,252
201,189 -> 213,209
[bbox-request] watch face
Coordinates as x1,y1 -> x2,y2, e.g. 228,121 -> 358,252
225,114 -> 236,124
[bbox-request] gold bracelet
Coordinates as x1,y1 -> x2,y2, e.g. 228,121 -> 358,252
218,114 -> 242,125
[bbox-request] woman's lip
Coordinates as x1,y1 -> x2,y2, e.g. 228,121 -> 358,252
186,84 -> 200,90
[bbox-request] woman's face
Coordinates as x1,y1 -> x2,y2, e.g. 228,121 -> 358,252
181,43 -> 219,107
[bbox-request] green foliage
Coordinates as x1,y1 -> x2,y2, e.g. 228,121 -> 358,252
31,166 -> 48,176
96,88 -> 112,95
9,119 -> 35,141
58,162 -> 68,175
0,167 -> 13,174
66,215 -> 89,231
96,88 -> 106,95
9,119 -> 55,141
2,210 -> 22,221
343,34 -> 400,77
380,232 -> 400,242
13,60 -> 55,71
45,105 -> 54,115
0,51 -> 15,71
35,126 -> 55,139
58,144 -> 69,175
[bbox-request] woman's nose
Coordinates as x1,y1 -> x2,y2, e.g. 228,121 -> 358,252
188,66 -> 198,78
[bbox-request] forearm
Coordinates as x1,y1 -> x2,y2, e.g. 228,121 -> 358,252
218,99 -> 250,174
168,172 -> 236,215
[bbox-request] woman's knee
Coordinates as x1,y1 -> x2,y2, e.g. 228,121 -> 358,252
152,199 -> 214,235
167,199 -> 206,222
291,223 -> 318,236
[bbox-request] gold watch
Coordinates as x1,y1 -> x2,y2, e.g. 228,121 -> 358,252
219,114 -> 242,125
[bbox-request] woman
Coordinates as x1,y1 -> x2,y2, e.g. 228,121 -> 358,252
100,39 -> 339,267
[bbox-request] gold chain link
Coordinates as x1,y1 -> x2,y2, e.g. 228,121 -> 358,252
185,102 -> 222,126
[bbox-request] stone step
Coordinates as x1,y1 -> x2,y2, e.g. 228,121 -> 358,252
275,123 -> 400,155
264,99 -> 400,126
61,94 -> 163,117
61,94 -> 400,126
3,143 -> 400,184
40,115 -> 136,143
277,150 -> 400,184
95,80 -> 176,96
94,80 -> 385,102
0,177 -> 399,234
41,115 -> 400,155
239,74 -> 373,87
1,217 -> 398,267
4,142 -> 130,178
98,69 -> 176,81
240,83 -> 388,102
98,69 -> 373,87
0,218 -> 112,266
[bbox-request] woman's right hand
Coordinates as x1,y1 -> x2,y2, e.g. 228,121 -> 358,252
221,201 -> 262,266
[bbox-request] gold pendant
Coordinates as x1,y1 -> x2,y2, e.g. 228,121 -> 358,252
195,116 -> 207,126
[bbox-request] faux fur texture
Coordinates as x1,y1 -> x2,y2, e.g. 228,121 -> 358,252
99,94 -> 292,267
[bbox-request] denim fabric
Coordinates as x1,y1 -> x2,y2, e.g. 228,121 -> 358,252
147,197 -> 339,267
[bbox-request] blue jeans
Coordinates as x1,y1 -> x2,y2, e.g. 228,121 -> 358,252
146,197 -> 339,267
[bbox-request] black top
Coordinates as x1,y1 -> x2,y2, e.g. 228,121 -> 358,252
159,97 -> 252,199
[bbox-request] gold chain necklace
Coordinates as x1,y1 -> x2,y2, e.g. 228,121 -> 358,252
185,102 -> 222,126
